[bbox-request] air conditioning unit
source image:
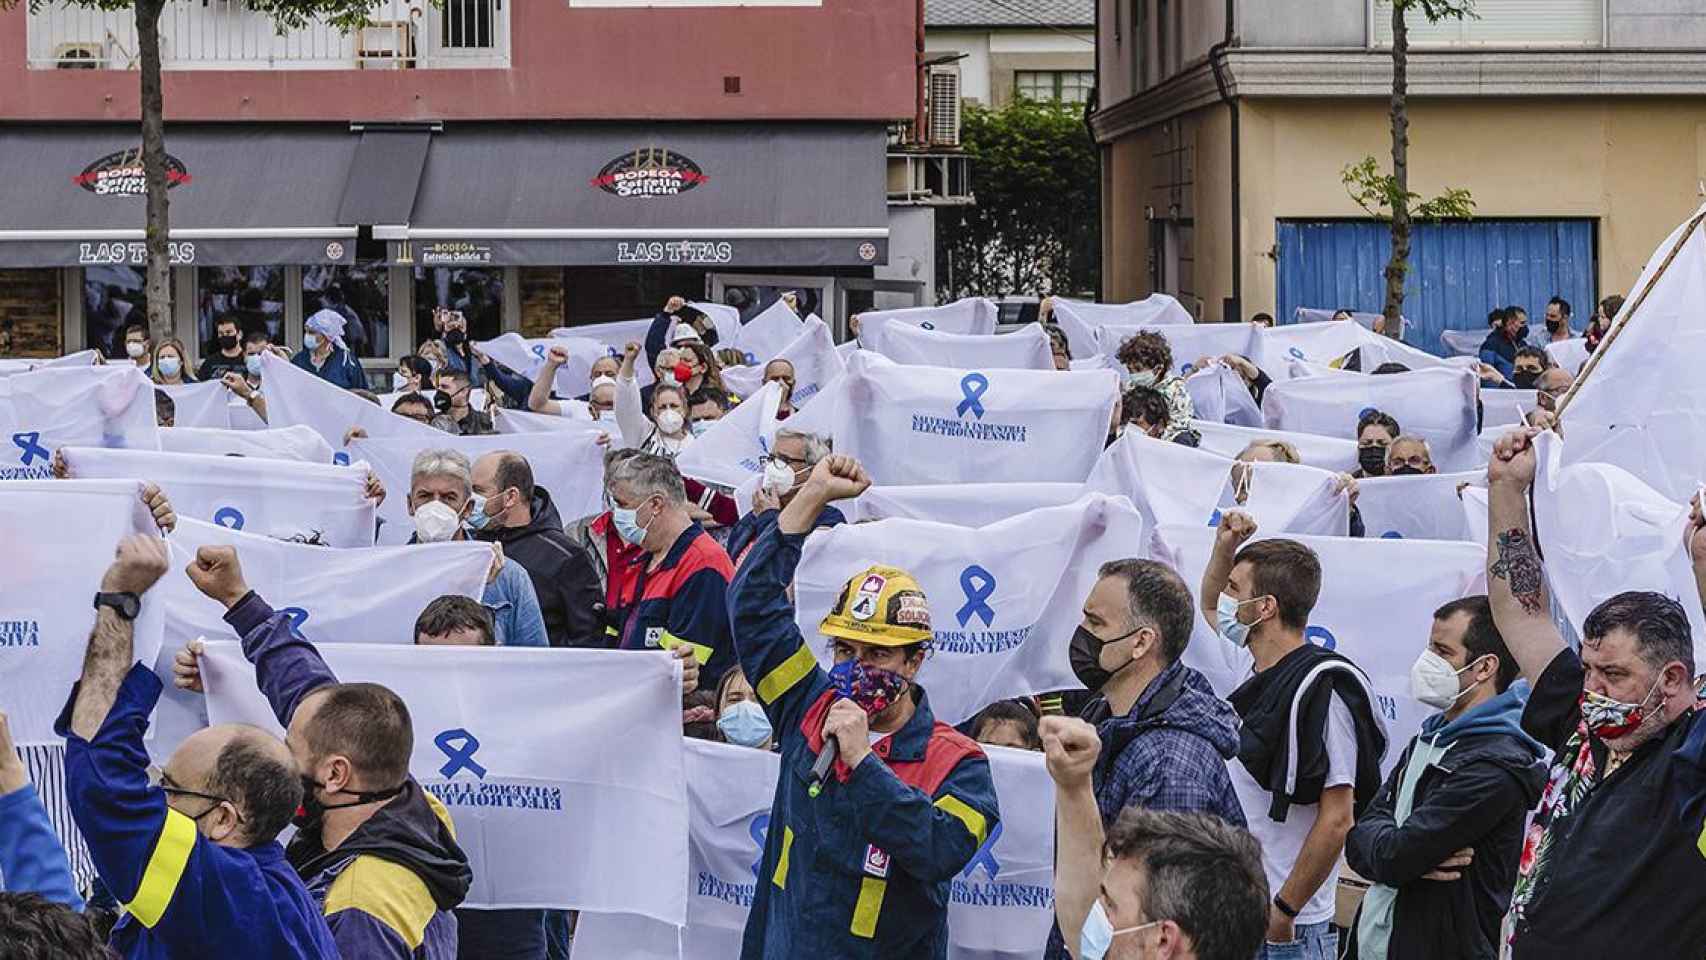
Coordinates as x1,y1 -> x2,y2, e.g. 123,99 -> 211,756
928,67 -> 962,148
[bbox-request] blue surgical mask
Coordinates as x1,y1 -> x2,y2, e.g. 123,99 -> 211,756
465,492 -> 493,532
1215,592 -> 1266,648
612,502 -> 651,547
1125,369 -> 1159,389
1079,900 -> 1158,960
304,333 -> 322,351
244,354 -> 263,376
689,419 -> 711,437
716,700 -> 773,748
157,356 -> 181,379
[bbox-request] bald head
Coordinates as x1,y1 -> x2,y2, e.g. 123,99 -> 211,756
165,723 -> 300,846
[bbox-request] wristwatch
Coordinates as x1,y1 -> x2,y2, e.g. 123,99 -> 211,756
93,591 -> 141,621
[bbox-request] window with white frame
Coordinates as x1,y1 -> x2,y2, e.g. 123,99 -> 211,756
1015,70 -> 1096,104
1371,0 -> 1602,47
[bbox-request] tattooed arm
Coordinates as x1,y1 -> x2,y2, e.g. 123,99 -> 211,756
1485,427 -> 1565,685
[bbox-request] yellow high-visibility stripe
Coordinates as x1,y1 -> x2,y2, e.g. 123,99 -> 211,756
658,630 -> 713,665
935,794 -> 990,847
1697,821 -> 1706,859
850,876 -> 886,938
122,809 -> 197,928
772,826 -> 794,889
756,643 -> 817,704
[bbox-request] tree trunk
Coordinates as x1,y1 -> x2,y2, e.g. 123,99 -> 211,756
136,0 -> 173,344
1381,1 -> 1410,340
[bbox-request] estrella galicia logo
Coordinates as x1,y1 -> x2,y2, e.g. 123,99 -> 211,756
74,148 -> 191,197
909,371 -> 1028,445
950,820 -> 1053,909
2,431 -> 54,479
591,147 -> 708,199
936,564 -> 1030,655
420,726 -> 563,812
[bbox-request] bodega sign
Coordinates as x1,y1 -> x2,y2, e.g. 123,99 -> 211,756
74,149 -> 192,198
591,147 -> 708,198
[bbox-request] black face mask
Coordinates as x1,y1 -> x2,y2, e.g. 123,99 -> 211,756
1390,464 -> 1426,476
1357,445 -> 1388,477
291,775 -> 408,830
1545,319 -> 1563,335
217,334 -> 239,350
433,391 -> 453,414
1069,624 -> 1140,692
444,329 -> 467,347
1512,370 -> 1541,389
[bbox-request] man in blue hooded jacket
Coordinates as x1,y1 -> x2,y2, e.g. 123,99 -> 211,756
728,453 -> 999,960
1344,595 -> 1546,960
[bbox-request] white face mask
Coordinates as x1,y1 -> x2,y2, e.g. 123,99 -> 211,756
393,372 -> 412,392
412,499 -> 463,543
1410,650 -> 1490,711
125,341 -> 147,359
762,458 -> 797,496
656,409 -> 685,436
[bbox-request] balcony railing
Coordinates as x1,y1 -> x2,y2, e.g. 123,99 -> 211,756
27,0 -> 508,71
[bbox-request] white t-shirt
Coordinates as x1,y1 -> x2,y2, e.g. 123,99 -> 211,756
1229,691 -> 1359,927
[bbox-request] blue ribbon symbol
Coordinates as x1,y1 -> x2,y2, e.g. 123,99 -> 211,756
748,813 -> 771,878
1208,508 -> 1223,527
531,344 -> 546,360
956,373 -> 989,420
1305,625 -> 1337,651
333,451 -> 350,466
921,321 -> 936,331
278,606 -> 309,639
1288,347 -> 1305,360
960,821 -> 1003,880
956,565 -> 997,629
1380,530 -> 1404,540
434,728 -> 487,780
212,507 -> 245,530
11,431 -> 48,466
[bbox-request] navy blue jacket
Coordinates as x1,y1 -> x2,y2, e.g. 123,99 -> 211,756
291,346 -> 367,390
729,525 -> 1000,960
726,504 -> 845,573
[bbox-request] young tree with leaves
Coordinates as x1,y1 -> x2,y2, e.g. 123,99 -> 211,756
7,0 -> 405,344
1343,0 -> 1476,339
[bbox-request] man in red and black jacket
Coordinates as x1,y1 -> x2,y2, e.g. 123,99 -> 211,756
606,452 -> 736,688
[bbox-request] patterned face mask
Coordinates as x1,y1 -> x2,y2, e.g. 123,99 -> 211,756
828,657 -> 909,716
1579,677 -> 1662,740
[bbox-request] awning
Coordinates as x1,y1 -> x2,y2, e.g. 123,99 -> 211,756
0,124 -> 362,268
384,122 -> 890,268
337,128 -> 433,229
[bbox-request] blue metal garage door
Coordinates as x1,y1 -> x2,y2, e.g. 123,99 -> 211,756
1275,219 -> 1597,356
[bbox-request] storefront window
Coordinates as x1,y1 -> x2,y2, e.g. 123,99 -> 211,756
83,266 -> 149,359
196,266 -> 285,351
718,281 -> 826,324
304,264 -> 390,358
413,267 -> 504,347
560,266 -> 707,327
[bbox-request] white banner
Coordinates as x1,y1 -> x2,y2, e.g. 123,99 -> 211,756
0,480 -> 165,745
157,380 -> 236,429
475,333 -> 624,399
1184,362 -> 1264,427
1158,524 -> 1483,778
347,430 -> 606,545
827,353 -> 1118,486
1354,471 -> 1483,543
0,350 -> 100,376
1480,389 -> 1537,429
1189,419 -> 1360,474
1052,294 -> 1191,358
551,318 -> 656,356
1558,202 -> 1706,504
1251,321 -> 1374,375
729,301 -> 804,367
1234,461 -> 1351,537
158,424 -> 334,463
1086,433 -> 1347,535
258,352 -> 440,452
62,445 -> 377,547
1533,431 -> 1706,667
848,481 -> 1086,526
672,382 -> 785,491
0,365 -> 158,479
795,494 -> 1148,724
1095,323 -> 1259,379
1262,366 -> 1481,471
857,298 -> 999,347
687,302 -> 745,350
493,406 -> 603,433
720,315 -> 845,409
872,323 -> 1054,372
1545,337 -> 1589,375
201,642 -> 689,919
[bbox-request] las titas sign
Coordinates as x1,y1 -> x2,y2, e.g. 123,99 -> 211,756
74,149 -> 192,198
591,147 -> 708,198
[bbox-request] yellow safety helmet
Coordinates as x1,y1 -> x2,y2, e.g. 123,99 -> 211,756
819,564 -> 932,647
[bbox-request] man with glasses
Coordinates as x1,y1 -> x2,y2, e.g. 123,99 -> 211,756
1384,435 -> 1437,477
726,429 -> 841,571
390,392 -> 436,426
1534,366 -> 1573,414
58,534 -> 337,959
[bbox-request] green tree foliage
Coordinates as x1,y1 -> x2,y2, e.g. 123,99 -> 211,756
936,98 -> 1100,301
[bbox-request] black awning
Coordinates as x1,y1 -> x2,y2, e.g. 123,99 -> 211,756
337,128 -> 432,228
383,122 -> 890,268
0,124 -> 359,268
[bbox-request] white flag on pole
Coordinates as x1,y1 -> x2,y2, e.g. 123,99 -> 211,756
871,323 -> 1054,371
1159,524 -> 1480,777
1184,362 -> 1264,427
0,480 -> 164,745
827,352 -> 1119,486
729,300 -> 804,367
201,642 -> 689,919
720,315 -> 845,408
795,494 -> 1149,723
61,445 -> 377,547
158,424 -> 334,463
1189,419 -> 1360,474
258,352 -> 439,452
0,365 -> 158,478
672,382 -> 785,491
1095,323 -> 1259,379
848,481 -> 1086,526
1354,472 -> 1482,542
856,298 -> 998,347
158,380 -> 236,429
1261,366 -> 1481,471
348,429 -> 607,545
1533,431 -> 1706,666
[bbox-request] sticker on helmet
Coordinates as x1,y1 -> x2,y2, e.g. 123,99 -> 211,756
850,593 -> 878,621
859,574 -> 887,595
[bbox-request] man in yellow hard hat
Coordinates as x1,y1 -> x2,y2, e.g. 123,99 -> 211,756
728,453 -> 1000,959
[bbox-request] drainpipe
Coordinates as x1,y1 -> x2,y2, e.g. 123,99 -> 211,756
1208,0 -> 1240,322
915,0 -> 927,144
